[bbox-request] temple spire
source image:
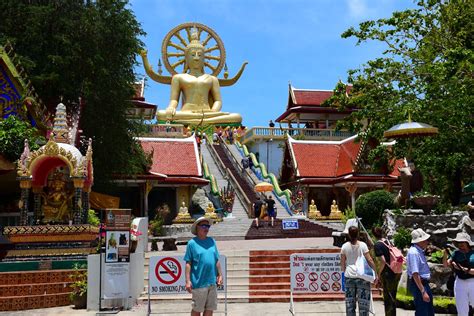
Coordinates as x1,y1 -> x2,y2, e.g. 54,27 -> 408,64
50,103 -> 69,143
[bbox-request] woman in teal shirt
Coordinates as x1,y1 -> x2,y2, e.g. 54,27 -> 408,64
443,232 -> 474,316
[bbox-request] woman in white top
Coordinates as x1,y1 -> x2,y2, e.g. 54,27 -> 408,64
340,226 -> 378,316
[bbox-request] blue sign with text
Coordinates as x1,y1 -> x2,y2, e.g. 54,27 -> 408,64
282,219 -> 299,230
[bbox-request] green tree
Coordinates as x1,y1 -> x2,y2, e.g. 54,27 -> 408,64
0,116 -> 45,162
327,0 -> 474,204
0,0 -> 149,188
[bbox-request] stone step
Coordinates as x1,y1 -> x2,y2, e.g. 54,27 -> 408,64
249,268 -> 289,276
250,261 -> 288,269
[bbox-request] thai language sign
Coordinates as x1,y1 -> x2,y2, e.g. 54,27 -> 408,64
290,253 -> 343,294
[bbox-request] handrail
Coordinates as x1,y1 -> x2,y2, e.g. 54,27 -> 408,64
205,139 -> 252,217
240,126 -> 354,143
235,141 -> 294,215
202,161 -> 220,196
219,139 -> 255,190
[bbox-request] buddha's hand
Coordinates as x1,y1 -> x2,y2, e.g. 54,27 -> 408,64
140,49 -> 148,57
165,107 -> 176,118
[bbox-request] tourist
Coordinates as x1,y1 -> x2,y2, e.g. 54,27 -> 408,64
340,226 -> 378,316
265,195 -> 276,227
407,228 -> 434,316
253,196 -> 264,228
212,131 -> 218,144
185,217 -> 223,316
241,156 -> 249,172
372,227 -> 401,316
443,232 -> 474,316
248,156 -> 254,169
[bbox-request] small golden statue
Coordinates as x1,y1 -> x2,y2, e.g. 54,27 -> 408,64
307,199 -> 321,219
330,200 -> 342,215
141,23 -> 247,125
205,202 -> 218,220
175,201 -> 192,221
41,172 -> 72,223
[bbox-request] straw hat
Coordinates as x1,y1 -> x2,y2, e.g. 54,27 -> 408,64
191,217 -> 213,235
411,228 -> 430,244
452,232 -> 474,247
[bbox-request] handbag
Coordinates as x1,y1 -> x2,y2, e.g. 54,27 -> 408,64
355,247 -> 376,283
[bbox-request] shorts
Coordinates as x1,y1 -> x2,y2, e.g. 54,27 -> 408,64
254,209 -> 261,218
192,284 -> 217,313
267,209 -> 276,218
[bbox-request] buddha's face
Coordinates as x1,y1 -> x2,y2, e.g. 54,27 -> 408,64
186,47 -> 204,70
311,200 -> 315,205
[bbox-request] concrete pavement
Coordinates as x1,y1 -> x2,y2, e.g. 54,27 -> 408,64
0,301 -> 456,315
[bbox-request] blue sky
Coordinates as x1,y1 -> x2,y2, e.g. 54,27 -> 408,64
130,0 -> 416,127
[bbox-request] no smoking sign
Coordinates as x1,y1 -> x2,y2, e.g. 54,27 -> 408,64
155,257 -> 182,285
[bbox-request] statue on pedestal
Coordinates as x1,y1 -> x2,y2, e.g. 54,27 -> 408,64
330,200 -> 342,215
175,201 -> 191,221
41,171 -> 72,223
140,22 -> 247,126
205,202 -> 218,220
308,199 -> 321,219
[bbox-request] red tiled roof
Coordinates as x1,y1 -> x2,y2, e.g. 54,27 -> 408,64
290,136 -> 360,178
140,137 -> 201,177
292,90 -> 333,107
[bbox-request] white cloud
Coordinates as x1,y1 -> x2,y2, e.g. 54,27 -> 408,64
347,0 -> 370,19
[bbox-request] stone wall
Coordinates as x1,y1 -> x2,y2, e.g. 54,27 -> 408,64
398,263 -> 453,296
383,209 -> 467,248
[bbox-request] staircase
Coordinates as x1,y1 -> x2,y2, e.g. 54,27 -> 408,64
245,219 -> 335,240
201,145 -> 247,220
212,143 -> 257,206
0,269 -> 79,311
248,249 -> 382,303
225,143 -> 288,217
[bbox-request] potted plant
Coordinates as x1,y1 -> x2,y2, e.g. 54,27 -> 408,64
69,263 -> 87,309
412,192 -> 440,215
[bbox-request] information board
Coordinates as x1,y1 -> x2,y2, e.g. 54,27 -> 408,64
290,253 -> 343,294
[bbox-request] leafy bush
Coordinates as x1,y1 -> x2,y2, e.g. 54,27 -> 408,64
0,116 -> 45,161
430,250 -> 444,263
342,206 -> 356,224
69,263 -> 87,300
355,190 -> 394,229
393,227 -> 412,251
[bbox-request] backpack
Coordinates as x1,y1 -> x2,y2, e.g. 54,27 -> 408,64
382,239 -> 405,274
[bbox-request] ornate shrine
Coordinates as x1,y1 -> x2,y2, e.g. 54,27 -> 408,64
16,102 -> 94,225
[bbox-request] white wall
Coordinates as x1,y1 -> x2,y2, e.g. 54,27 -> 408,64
247,139 -> 285,178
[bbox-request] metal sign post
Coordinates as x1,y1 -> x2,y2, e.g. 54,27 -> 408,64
147,255 -> 227,315
289,252 -> 343,315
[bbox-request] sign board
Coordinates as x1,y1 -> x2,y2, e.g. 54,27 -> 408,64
290,253 -> 343,294
105,209 -> 131,230
149,255 -> 226,295
282,219 -> 299,230
103,262 -> 129,299
105,230 -> 130,263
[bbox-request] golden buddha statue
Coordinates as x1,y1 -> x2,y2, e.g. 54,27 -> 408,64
205,202 -> 218,220
175,201 -> 191,221
330,200 -> 341,215
308,199 -> 321,219
140,23 -> 247,126
41,173 -> 71,223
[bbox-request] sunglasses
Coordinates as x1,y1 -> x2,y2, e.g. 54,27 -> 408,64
199,224 -> 211,229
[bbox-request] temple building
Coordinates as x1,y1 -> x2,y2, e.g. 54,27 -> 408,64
280,135 -> 402,215
0,43 -> 50,226
240,84 -> 355,177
